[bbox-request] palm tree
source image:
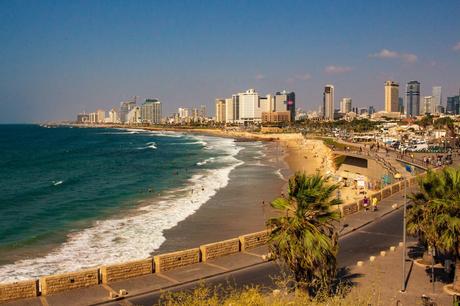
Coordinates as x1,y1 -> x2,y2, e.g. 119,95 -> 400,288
408,168 -> 460,292
267,172 -> 341,296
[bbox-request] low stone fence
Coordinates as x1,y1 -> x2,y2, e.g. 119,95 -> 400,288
100,258 -> 153,284
200,238 -> 240,261
239,230 -> 270,251
0,280 -> 38,302
154,248 -> 201,272
40,268 -> 99,295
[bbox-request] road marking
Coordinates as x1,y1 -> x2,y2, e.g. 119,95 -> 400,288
358,230 -> 403,238
155,273 -> 180,284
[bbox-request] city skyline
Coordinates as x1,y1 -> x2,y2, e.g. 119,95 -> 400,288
1,1 -> 460,123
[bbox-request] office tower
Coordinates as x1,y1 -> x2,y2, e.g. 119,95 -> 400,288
447,96 -> 460,114
431,86 -> 442,114
384,81 -> 399,112
398,97 -> 404,114
119,98 -> 137,123
232,94 -> 240,122
339,98 -> 352,113
273,90 -> 296,121
96,109 -> 106,123
405,81 -> 421,117
140,99 -> 162,124
76,113 -> 90,123
178,108 -> 189,118
422,96 -> 432,114
200,105 -> 207,118
108,108 -> 119,123
323,85 -> 334,120
215,99 -> 226,123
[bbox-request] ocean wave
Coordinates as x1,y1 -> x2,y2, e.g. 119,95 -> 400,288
274,169 -> 287,181
196,157 -> 215,166
138,142 -> 157,150
0,135 -> 244,282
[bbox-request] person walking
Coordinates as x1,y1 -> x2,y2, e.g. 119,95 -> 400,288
363,196 -> 369,211
372,197 -> 378,211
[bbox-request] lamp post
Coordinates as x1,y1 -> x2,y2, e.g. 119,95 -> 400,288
394,172 -> 407,292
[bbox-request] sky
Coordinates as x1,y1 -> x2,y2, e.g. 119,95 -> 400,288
0,0 -> 459,123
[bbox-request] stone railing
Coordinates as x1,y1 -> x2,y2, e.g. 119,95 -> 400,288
0,230 -> 271,303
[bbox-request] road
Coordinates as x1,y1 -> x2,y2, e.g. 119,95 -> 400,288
102,207 -> 413,306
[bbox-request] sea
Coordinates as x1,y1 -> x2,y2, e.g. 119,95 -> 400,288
0,124 -> 286,282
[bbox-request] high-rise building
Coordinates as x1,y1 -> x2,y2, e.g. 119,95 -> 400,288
107,108 -> 119,123
96,109 -> 106,123
215,99 -> 226,123
140,99 -> 162,124
446,96 -> 460,114
126,106 -> 141,124
368,106 -> 376,115
339,98 -> 352,113
178,107 -> 189,118
405,81 -> 421,117
384,81 -> 399,112
225,98 -> 234,123
76,113 -> 90,123
398,97 -> 404,114
323,85 -> 334,120
421,96 -> 432,114
120,97 -> 137,123
431,86 -> 442,114
273,90 -> 296,121
200,105 -> 207,118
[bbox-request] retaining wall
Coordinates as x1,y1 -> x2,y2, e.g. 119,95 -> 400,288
0,280 -> 38,303
100,258 -> 153,283
239,230 -> 270,251
40,268 -> 99,295
391,184 -> 400,194
381,187 -> 392,198
154,248 -> 200,272
200,238 -> 240,261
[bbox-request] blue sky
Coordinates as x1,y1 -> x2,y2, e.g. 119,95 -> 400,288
1,0 -> 459,122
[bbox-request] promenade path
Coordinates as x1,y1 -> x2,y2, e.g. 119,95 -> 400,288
4,178 -> 453,306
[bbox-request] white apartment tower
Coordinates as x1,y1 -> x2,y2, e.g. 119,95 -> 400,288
384,81 -> 399,113
323,85 -> 334,120
215,99 -> 226,123
339,98 -> 352,113
432,86 -> 442,114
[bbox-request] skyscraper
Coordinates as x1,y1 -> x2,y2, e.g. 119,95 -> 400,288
323,85 -> 334,120
339,98 -> 352,113
225,98 -> 234,123
273,90 -> 296,121
431,86 -> 442,114
215,99 -> 226,123
119,97 -> 137,123
140,99 -> 162,124
384,81 -> 399,112
405,81 -> 421,117
398,97 -> 404,113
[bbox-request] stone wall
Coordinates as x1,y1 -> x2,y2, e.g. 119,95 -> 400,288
239,230 -> 270,251
391,183 -> 400,194
200,238 -> 240,261
0,280 -> 38,302
342,203 -> 359,216
382,187 -> 392,198
154,248 -> 200,272
40,268 -> 99,295
100,258 -> 153,283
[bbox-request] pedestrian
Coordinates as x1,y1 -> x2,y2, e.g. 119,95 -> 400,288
363,196 -> 369,211
372,197 -> 378,211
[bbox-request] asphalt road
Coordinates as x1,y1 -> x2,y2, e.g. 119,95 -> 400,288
103,208 -> 414,306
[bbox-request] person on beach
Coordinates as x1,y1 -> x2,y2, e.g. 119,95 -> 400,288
363,196 -> 369,211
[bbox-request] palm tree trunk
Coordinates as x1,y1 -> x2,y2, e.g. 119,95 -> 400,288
454,256 -> 460,293
421,245 -> 434,265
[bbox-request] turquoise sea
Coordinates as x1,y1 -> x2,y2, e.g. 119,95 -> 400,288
0,125 -> 245,281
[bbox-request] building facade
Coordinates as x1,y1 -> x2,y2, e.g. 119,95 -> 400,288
431,86 -> 442,114
141,99 -> 162,124
215,99 -> 226,123
261,111 -> 291,123
120,98 -> 137,123
339,97 -> 352,113
405,81 -> 420,117
421,96 -> 432,114
323,85 -> 334,120
384,81 -> 399,112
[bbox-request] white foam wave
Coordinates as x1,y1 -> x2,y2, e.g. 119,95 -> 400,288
138,142 -> 157,150
275,169 -> 287,181
0,135 -> 243,282
196,157 -> 215,166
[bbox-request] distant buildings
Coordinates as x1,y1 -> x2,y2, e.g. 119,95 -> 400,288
398,97 -> 404,114
447,95 -> 460,115
76,113 -> 90,123
323,85 -> 334,120
127,106 -> 141,124
421,96 -> 432,114
431,86 -> 442,114
384,81 -> 399,113
405,80 -> 421,117
339,98 -> 352,114
215,99 -> 226,123
107,108 -> 120,123
214,88 -> 295,124
120,98 -> 138,123
141,99 -> 162,124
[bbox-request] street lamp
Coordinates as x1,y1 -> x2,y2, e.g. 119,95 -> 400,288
394,172 -> 407,292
